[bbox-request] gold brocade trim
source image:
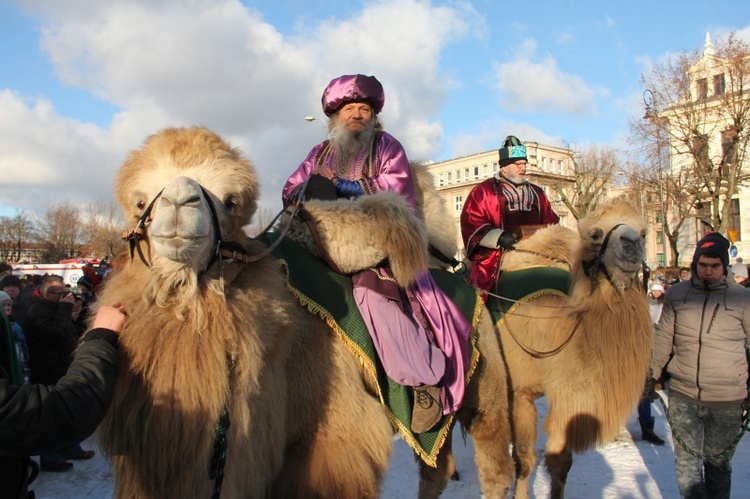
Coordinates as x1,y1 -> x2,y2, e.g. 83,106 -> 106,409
276,257 -> 484,468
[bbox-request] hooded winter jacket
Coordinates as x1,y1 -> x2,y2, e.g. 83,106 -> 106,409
650,274 -> 750,408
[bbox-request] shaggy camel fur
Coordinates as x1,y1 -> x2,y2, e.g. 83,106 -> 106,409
494,200 -> 653,499
95,126 -> 513,498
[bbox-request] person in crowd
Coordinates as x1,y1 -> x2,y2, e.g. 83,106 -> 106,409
730,262 -> 749,287
1,275 -> 31,327
1,291 -> 31,382
283,74 -> 471,434
646,232 -> 750,498
1,304 -> 124,497
637,282 -> 667,445
460,135 -> 560,293
23,275 -> 97,471
73,275 -> 97,336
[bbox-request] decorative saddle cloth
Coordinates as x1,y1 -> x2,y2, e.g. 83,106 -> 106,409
486,267 -> 571,325
259,233 -> 483,467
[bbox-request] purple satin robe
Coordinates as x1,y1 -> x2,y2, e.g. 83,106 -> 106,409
283,132 -> 471,414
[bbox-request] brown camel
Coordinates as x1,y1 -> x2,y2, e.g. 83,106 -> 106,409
95,126 -> 513,498
493,200 -> 653,498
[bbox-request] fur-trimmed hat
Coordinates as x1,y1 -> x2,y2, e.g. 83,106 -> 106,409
499,135 -> 528,167
0,290 -> 11,303
691,231 -> 730,274
322,74 -> 385,117
651,283 -> 665,293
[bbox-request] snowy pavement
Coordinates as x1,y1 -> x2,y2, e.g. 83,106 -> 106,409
30,399 -> 749,498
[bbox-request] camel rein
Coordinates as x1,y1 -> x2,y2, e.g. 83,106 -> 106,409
479,222 -> 648,358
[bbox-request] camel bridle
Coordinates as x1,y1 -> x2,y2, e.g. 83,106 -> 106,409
122,181 -> 308,275
493,222 -> 647,358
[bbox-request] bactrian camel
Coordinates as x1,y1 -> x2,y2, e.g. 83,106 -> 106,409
94,126 -> 514,498
493,200 -> 653,498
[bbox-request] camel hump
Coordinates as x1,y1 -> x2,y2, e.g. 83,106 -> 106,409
501,225 -> 578,271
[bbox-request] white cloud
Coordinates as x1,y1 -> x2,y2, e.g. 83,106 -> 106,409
491,38 -> 603,116
1,0 -> 484,217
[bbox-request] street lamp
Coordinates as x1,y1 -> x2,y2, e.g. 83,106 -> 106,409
642,88 -> 668,267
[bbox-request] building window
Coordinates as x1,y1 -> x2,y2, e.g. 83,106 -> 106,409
455,170 -> 461,183
454,195 -> 463,212
492,162 -> 498,173
447,171 -> 452,184
722,129 -> 738,166
657,253 -> 665,267
464,168 -> 470,181
558,160 -> 563,174
714,73 -> 726,95
697,78 -> 708,100
728,198 -> 741,241
473,166 -> 479,179
438,173 -> 444,187
656,230 -> 664,244
482,164 -> 488,177
692,134 -> 709,166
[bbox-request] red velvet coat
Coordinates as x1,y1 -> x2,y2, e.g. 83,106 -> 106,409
461,176 -> 559,292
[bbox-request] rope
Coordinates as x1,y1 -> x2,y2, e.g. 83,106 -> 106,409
653,391 -> 749,461
209,355 -> 237,499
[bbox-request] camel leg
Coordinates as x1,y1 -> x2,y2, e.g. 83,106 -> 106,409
544,447 -> 573,499
510,391 -> 538,499
417,428 -> 455,499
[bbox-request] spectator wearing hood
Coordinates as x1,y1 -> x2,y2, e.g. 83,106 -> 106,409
0,275 -> 31,327
647,231 -> 750,498
1,291 -> 30,382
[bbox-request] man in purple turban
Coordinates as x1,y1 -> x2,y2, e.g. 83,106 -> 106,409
283,74 -> 471,433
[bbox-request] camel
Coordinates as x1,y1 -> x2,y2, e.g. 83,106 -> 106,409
485,200 -> 653,498
94,126 -> 514,498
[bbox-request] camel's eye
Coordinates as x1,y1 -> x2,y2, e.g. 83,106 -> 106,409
136,200 -> 146,211
589,228 -> 603,243
224,195 -> 239,211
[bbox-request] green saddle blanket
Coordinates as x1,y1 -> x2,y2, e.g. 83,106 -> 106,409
259,233 -> 483,467
486,267 -> 571,326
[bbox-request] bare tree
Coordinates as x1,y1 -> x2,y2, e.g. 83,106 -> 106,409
547,143 -> 620,220
82,201 -> 127,259
36,201 -> 84,262
0,211 -> 37,262
634,32 -> 750,241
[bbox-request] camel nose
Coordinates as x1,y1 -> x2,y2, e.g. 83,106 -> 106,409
159,177 -> 203,210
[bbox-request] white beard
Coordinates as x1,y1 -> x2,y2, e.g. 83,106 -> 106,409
329,118 -> 376,158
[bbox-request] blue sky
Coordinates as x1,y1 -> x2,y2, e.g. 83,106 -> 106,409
1,0 -> 749,219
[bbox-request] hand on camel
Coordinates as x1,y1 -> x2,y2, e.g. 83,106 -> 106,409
92,304 -> 127,335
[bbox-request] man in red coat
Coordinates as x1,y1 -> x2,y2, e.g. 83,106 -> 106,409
460,135 -> 559,293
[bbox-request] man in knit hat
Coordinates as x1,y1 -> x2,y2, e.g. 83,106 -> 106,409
283,75 -> 471,434
647,231 -> 750,498
460,135 -> 560,293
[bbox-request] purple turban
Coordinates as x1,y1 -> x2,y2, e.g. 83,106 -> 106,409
321,74 -> 385,116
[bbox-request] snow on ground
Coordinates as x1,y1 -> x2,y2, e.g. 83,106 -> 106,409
30,398 -> 749,498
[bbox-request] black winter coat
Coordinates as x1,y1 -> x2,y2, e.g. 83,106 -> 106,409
0,328 -> 120,498
24,299 -> 78,385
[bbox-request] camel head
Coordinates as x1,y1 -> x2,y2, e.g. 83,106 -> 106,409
577,199 -> 647,290
115,127 -> 259,275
